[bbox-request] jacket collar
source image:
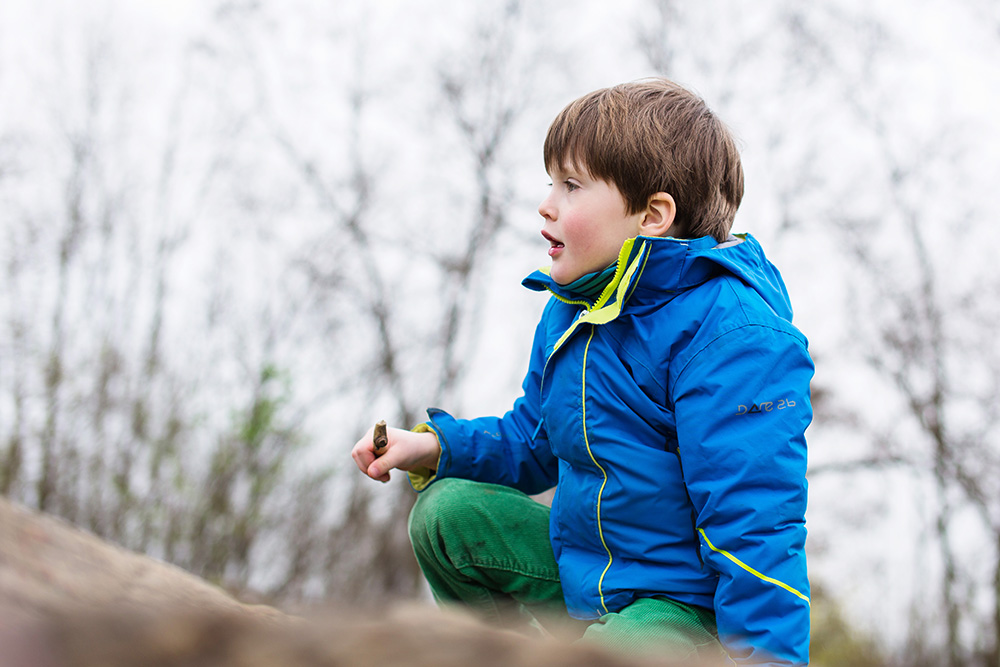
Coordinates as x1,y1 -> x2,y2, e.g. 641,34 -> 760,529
522,235 -> 772,352
522,235 -> 724,302
522,237 -> 655,352
525,231 -> 792,318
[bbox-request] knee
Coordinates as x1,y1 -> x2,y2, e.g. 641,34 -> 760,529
407,478 -> 476,548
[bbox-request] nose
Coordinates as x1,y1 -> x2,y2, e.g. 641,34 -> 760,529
538,190 -> 556,221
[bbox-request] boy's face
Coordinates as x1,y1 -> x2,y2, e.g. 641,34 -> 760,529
538,165 -> 644,285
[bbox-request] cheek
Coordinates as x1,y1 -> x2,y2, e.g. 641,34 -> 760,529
561,213 -> 595,247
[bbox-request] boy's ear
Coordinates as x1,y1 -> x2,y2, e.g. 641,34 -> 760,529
638,192 -> 677,237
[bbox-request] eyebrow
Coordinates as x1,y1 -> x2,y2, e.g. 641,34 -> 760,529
551,163 -> 590,180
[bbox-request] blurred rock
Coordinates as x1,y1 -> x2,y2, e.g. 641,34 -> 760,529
0,497 -> 713,666
0,496 -> 284,625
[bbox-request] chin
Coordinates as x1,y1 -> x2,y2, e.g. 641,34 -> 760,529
549,267 -> 575,286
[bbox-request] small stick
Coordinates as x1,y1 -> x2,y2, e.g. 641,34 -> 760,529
373,420 -> 388,451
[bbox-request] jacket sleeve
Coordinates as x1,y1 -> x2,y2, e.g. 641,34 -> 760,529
413,302 -> 559,496
672,323 -> 813,667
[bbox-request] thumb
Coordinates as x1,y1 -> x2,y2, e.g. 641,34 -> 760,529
367,451 -> 395,483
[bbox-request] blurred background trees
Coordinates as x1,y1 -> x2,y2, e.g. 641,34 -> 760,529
1,0 -> 998,663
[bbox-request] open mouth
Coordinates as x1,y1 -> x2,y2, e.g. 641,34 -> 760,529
542,231 -> 564,255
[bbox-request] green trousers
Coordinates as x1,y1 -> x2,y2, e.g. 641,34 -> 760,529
408,478 -> 726,661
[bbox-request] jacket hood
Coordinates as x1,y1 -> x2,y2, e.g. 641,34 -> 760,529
523,233 -> 795,322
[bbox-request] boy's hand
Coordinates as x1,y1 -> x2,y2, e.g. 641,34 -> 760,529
351,424 -> 441,483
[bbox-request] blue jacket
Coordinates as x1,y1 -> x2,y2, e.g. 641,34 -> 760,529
419,234 -> 813,666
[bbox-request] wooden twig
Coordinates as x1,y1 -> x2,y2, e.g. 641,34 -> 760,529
373,420 -> 388,451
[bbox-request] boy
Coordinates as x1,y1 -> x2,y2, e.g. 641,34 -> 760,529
352,78 -> 813,666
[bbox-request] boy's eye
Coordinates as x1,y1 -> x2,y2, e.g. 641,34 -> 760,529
564,180 -> 580,192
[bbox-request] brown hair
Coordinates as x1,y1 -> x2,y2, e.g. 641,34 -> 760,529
543,78 -> 744,242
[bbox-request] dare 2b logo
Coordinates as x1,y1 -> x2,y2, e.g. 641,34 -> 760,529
736,398 -> 796,415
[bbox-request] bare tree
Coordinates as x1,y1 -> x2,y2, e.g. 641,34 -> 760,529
636,1 -> 1000,663
430,0 -> 537,410
636,0 -> 681,76
197,0 -> 553,604
813,15 -> 1000,665
0,0 -> 335,606
761,4 -> 997,665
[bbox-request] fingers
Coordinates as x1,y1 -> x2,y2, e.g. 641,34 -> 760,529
366,444 -> 396,483
352,424 -> 439,484
370,465 -> 391,483
351,425 -> 395,483
351,427 -> 377,474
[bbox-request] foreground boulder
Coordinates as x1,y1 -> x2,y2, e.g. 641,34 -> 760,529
4,604 -> 709,667
0,496 -> 282,623
0,497 -> 714,666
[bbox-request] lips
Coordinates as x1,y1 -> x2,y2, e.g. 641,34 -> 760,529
542,230 -> 564,256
